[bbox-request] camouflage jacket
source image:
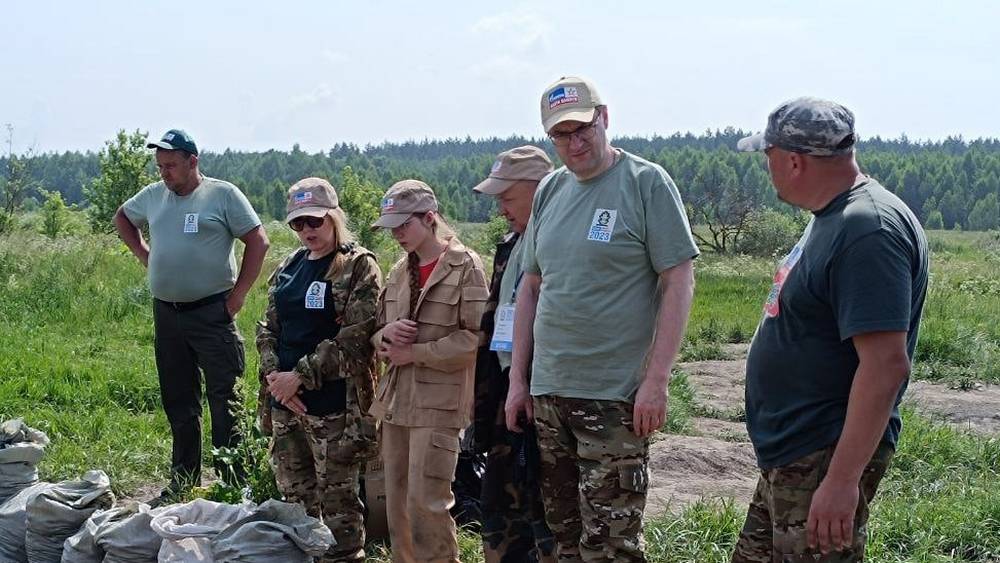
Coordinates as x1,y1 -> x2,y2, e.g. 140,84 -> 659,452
472,231 -> 519,453
256,243 -> 383,460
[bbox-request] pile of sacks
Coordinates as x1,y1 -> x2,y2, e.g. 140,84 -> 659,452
0,419 -> 334,563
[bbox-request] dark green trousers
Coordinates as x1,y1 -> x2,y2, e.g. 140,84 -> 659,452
153,296 -> 245,488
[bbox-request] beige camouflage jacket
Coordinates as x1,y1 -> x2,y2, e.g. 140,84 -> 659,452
256,244 -> 383,460
369,238 -> 489,429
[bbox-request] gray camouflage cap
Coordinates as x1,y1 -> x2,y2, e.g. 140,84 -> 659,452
737,97 -> 856,156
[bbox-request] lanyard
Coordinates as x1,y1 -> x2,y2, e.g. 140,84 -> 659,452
510,271 -> 524,304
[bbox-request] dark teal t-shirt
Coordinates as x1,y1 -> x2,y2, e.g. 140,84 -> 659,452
745,178 -> 929,469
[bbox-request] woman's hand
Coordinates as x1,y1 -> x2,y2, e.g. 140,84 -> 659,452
378,341 -> 415,367
266,371 -> 307,415
382,319 -> 418,344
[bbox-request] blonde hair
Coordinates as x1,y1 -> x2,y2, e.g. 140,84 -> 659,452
324,207 -> 357,281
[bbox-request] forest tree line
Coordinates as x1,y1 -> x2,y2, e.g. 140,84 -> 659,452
3,129 -> 999,232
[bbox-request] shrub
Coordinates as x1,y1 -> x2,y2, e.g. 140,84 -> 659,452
39,189 -> 70,238
925,210 -> 944,230
737,209 -> 803,258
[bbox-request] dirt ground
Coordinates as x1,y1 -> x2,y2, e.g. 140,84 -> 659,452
646,344 -> 1000,516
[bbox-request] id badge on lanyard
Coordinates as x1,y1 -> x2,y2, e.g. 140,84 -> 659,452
489,271 -> 523,352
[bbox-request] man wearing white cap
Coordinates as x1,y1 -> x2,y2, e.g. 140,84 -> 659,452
472,146 -> 556,563
506,77 -> 699,560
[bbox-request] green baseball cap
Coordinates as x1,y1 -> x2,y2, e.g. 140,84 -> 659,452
147,129 -> 199,155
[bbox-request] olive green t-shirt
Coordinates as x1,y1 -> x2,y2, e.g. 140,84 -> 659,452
521,151 -> 699,402
122,177 -> 261,302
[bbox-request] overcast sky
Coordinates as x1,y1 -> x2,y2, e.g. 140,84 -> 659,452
3,1 -> 998,154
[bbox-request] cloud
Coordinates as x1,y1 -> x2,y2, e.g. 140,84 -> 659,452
322,49 -> 349,65
471,8 -> 550,53
289,83 -> 336,109
469,7 -> 550,78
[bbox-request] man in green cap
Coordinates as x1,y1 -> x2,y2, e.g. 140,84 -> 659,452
114,129 -> 270,499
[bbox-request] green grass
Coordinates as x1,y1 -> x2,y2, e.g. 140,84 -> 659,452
2,226 -> 999,560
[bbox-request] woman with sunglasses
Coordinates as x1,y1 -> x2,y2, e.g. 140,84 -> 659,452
368,180 -> 489,562
256,177 -> 382,562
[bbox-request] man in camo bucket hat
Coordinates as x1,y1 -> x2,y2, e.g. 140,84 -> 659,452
731,97 -> 929,562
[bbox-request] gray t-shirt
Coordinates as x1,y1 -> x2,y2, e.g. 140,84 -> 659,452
521,150 -> 699,402
745,178 -> 929,469
122,176 -> 261,302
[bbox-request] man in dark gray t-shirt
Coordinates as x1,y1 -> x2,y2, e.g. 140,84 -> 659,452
114,129 -> 270,500
732,99 -> 928,562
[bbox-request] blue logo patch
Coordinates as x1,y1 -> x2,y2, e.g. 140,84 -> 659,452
548,86 -> 579,109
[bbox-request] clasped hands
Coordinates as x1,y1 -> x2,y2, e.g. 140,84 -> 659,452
378,319 -> 417,366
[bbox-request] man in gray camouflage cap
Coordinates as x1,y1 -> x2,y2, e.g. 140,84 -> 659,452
731,97 -> 929,562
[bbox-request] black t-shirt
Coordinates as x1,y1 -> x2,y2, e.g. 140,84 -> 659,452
745,179 -> 929,469
272,249 -> 345,416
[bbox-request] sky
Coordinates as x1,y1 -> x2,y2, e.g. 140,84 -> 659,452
2,1 -> 998,155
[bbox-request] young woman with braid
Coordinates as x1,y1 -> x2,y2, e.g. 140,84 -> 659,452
369,180 -> 489,562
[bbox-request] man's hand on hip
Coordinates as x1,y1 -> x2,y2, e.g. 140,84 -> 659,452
226,290 -> 246,319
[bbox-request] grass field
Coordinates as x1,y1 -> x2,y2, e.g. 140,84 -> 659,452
1,224 -> 998,561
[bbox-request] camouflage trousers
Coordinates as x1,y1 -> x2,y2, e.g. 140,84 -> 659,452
270,408 -> 365,562
731,443 -> 894,563
532,395 -> 649,563
480,428 -> 556,563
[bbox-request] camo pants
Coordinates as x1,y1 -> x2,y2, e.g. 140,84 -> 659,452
731,443 -> 894,563
532,395 -> 649,562
480,430 -> 556,563
270,408 -> 365,562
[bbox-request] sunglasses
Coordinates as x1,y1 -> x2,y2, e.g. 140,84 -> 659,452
289,216 -> 326,231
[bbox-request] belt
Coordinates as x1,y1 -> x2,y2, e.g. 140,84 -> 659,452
156,291 -> 229,312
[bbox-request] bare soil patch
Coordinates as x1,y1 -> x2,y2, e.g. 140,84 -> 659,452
646,344 -> 1000,517
905,380 -> 1000,434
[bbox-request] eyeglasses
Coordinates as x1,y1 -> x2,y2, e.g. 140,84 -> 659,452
289,216 -> 326,231
548,113 -> 601,147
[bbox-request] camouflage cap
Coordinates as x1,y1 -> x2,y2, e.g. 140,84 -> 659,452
737,97 -> 856,156
147,129 -> 199,155
285,177 -> 339,223
372,179 -> 438,229
473,145 -> 554,195
540,76 -> 603,132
